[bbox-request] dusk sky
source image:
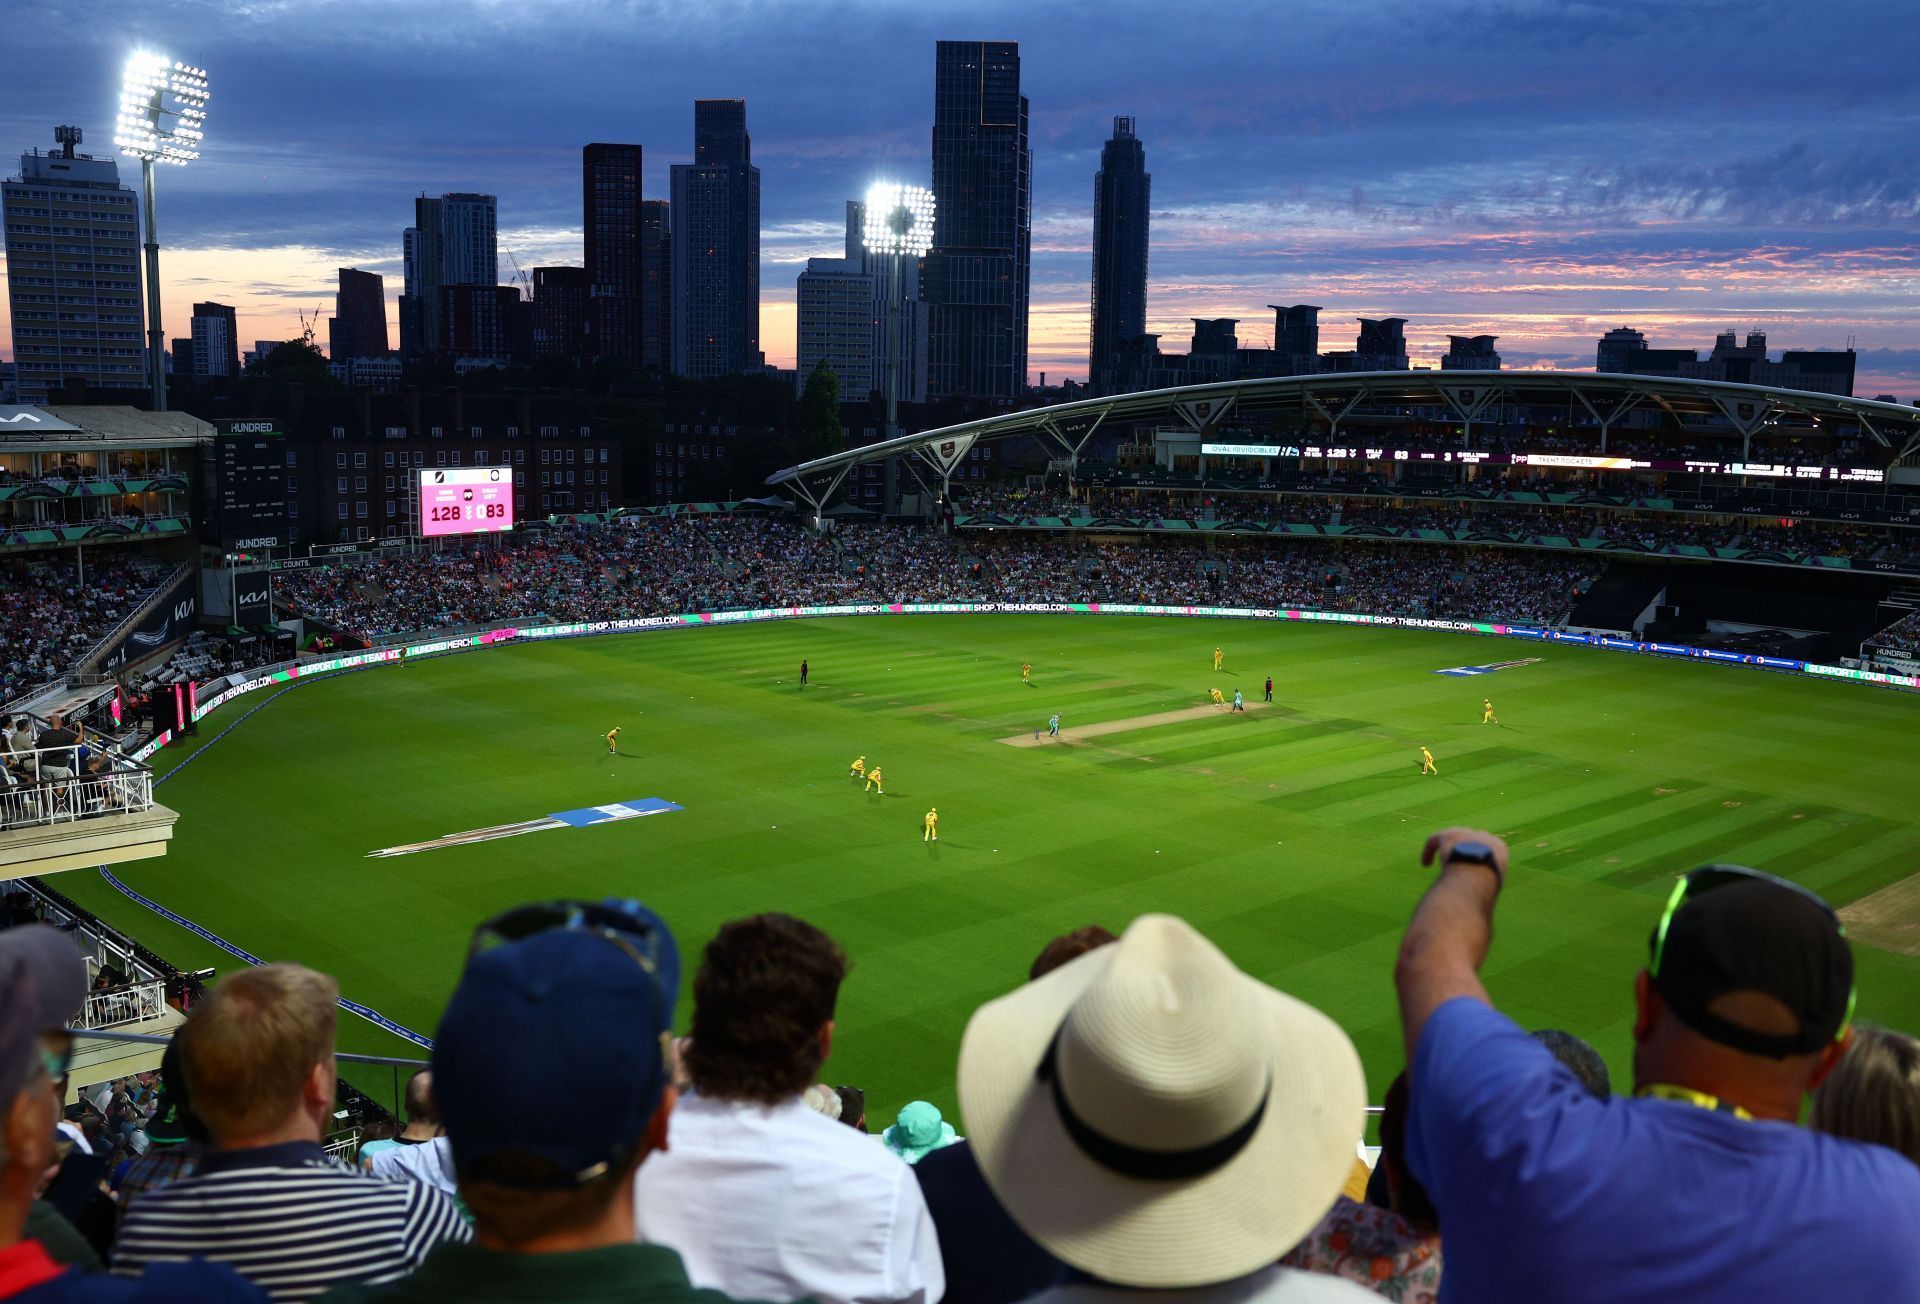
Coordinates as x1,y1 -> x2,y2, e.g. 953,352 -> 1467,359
5,0 -> 1918,393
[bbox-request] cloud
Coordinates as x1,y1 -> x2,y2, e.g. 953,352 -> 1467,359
1,0 -> 1916,381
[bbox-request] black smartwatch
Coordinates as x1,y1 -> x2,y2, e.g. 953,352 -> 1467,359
1443,840 -> 1504,886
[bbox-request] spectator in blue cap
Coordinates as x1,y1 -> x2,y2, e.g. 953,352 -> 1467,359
318,898 -> 752,1304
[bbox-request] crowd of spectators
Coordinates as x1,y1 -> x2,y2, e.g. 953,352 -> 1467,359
964,488 -> 1918,562
1864,609 -> 1920,662
275,516 -> 1608,641
0,553 -> 171,704
6,823 -> 1920,1302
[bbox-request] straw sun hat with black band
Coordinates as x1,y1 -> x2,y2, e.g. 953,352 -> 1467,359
958,914 -> 1366,1289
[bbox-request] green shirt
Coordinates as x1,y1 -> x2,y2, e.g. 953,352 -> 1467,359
314,1240 -> 766,1304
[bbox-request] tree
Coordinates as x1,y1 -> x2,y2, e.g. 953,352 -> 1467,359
255,339 -> 333,384
798,360 -> 842,461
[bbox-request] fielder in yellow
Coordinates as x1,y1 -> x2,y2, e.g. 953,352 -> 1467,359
605,727 -> 621,755
923,807 -> 938,842
1213,646 -> 1224,671
850,755 -> 866,778
1482,699 -> 1497,725
864,765 -> 884,794
1420,746 -> 1438,775
1208,687 -> 1225,705
1022,662 -> 1032,684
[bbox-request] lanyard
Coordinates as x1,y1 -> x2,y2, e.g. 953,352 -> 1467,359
1636,1083 -> 1754,1121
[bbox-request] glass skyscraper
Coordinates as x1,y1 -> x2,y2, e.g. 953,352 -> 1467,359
670,100 -> 759,379
1090,116 -> 1149,394
925,41 -> 1031,401
583,143 -> 643,367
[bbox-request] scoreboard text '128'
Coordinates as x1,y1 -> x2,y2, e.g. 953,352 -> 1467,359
417,467 -> 515,537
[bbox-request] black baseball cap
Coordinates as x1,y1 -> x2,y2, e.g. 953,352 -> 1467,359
1648,865 -> 1854,1059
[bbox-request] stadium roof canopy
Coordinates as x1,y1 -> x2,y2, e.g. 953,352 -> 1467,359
765,370 -> 1920,510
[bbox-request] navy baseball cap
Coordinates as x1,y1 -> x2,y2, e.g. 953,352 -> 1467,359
434,900 -> 680,1189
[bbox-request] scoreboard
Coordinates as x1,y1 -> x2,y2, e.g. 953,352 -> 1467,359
211,429 -> 289,549
418,467 -> 514,537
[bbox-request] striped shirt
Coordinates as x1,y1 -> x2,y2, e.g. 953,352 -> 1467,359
112,1140 -> 470,1302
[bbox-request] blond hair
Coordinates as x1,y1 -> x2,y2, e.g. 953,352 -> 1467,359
1810,1024 -> 1920,1165
179,964 -> 339,1141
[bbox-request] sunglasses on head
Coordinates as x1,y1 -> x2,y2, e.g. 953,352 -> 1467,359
1649,864 -> 1856,1044
470,899 -> 669,982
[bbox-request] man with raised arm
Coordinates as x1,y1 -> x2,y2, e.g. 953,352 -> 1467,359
1393,826 -> 1920,1302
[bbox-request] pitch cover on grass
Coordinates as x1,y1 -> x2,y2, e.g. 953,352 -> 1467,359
1432,658 -> 1544,677
367,798 -> 683,857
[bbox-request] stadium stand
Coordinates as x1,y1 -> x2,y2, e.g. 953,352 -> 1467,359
271,516 -> 1605,641
0,551 -> 174,704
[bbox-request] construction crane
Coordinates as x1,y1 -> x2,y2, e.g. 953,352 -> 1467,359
504,248 -> 533,300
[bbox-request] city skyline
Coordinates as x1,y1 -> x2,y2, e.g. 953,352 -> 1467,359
1,0 -> 1916,393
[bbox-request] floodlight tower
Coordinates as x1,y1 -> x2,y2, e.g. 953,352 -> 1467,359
115,51 -> 210,412
861,182 -> 934,446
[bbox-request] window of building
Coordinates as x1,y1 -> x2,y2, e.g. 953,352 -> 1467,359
435,451 -> 446,466
354,452 -> 366,468
384,451 -> 395,468
336,503 -> 348,520
355,502 -> 368,519
384,475 -> 395,491
335,452 -> 346,469
354,475 -> 366,491
336,476 -> 347,493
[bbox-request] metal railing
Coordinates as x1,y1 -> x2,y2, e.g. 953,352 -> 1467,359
0,746 -> 154,830
76,559 -> 196,673
77,979 -> 169,1030
65,1027 -> 431,1126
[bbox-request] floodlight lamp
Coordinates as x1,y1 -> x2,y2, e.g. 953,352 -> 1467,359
115,49 -> 211,166
862,181 -> 935,257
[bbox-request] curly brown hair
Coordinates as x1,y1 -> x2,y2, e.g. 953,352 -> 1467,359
684,914 -> 849,1104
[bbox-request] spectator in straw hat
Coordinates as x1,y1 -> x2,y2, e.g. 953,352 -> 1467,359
957,913 -> 1374,1303
916,925 -> 1118,1304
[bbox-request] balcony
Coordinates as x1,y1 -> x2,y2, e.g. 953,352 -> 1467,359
0,746 -> 176,880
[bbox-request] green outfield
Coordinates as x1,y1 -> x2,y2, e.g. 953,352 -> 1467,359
51,615 -> 1920,1122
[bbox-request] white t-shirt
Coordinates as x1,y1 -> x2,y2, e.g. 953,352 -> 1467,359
635,1091 -> 945,1304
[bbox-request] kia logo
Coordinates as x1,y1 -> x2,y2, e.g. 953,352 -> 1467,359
240,590 -> 267,605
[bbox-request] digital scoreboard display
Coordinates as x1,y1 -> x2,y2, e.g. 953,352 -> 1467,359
214,430 -> 289,549
418,467 -> 514,537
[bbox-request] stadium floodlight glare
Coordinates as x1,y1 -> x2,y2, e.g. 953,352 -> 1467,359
113,48 -> 210,413
114,51 -> 211,165
862,182 -> 935,257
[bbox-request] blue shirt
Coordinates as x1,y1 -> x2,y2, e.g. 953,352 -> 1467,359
1408,997 -> 1920,1303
